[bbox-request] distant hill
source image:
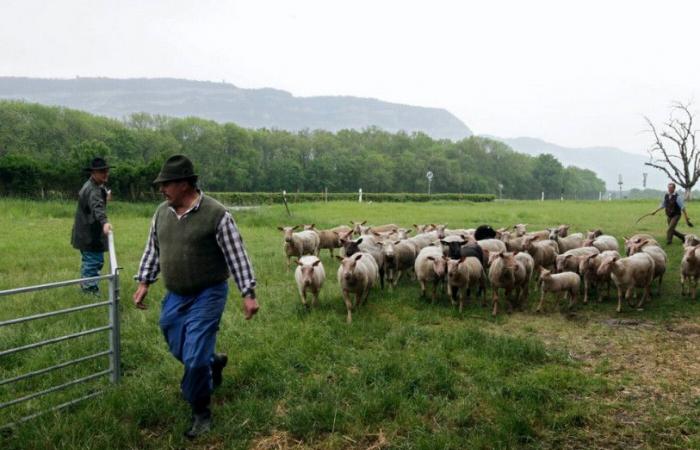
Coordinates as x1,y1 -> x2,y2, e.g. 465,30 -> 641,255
494,136 -> 666,191
0,77 -> 473,140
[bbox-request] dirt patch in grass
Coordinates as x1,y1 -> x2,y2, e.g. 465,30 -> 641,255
493,312 -> 700,447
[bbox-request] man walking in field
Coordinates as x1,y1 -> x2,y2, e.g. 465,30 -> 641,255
648,182 -> 693,244
71,157 -> 113,294
132,154 -> 259,439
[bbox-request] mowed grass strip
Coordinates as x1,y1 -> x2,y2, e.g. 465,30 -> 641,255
1,198 -> 699,449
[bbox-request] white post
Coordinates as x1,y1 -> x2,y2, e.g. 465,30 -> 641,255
358,188 -> 363,203
541,192 -> 545,201
599,191 -> 602,201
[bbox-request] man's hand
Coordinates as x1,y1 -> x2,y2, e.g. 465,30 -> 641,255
103,223 -> 113,235
243,296 -> 259,320
133,283 -> 149,309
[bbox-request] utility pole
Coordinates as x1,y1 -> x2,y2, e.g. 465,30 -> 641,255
618,174 -> 623,200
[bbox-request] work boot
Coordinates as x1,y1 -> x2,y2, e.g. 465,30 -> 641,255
184,412 -> 212,439
212,353 -> 228,389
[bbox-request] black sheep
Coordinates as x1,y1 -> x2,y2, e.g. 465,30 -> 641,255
474,225 -> 497,241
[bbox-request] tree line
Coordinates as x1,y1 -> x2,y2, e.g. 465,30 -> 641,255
0,101 -> 606,200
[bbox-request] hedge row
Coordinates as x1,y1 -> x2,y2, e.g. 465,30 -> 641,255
209,192 -> 495,205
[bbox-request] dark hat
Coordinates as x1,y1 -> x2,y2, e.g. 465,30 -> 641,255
84,157 -> 110,171
153,155 -> 198,185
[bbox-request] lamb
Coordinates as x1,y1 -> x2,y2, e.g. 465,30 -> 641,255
379,239 -> 417,287
294,256 -> 325,308
414,246 -> 448,304
585,229 -> 604,240
522,235 -> 559,274
441,238 -> 487,267
681,245 -> 700,300
336,253 -> 379,324
555,247 -> 599,274
597,252 -> 655,312
277,225 -> 320,270
474,225 -> 498,241
488,251 -> 529,316
582,235 -> 619,252
578,250 -> 620,303
350,220 -> 367,236
548,228 -> 584,253
446,256 -> 486,312
340,233 -> 386,289
303,224 -> 348,257
537,268 -> 580,312
627,239 -> 667,295
513,223 -> 528,237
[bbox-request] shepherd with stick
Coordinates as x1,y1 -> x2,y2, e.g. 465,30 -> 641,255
638,182 -> 693,244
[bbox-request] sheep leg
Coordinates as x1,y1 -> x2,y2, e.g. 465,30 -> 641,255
583,278 -> 590,304
568,289 -> 577,309
431,281 -> 438,304
447,283 -> 456,306
681,273 -> 687,296
342,290 -> 353,324
616,286 -> 623,313
312,287 -> 319,307
379,266 -> 385,290
537,288 -> 546,313
637,285 -> 651,308
492,288 -> 499,316
418,279 -> 426,299
626,287 -> 637,307
361,287 -> 371,306
299,287 -> 308,308
459,288 -> 465,313
692,276 -> 697,301
657,274 -> 663,296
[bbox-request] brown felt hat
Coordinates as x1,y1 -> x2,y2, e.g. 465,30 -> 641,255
153,155 -> 198,185
83,157 -> 111,171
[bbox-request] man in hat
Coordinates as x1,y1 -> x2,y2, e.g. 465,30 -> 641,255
647,182 -> 693,244
71,157 -> 113,294
132,154 -> 259,439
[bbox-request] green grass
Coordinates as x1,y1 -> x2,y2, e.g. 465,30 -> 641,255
1,198 -> 699,449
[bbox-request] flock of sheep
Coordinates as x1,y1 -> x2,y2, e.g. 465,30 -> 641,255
277,221 -> 700,323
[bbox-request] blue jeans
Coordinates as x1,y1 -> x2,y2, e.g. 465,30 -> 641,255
80,251 -> 104,292
159,282 -> 228,414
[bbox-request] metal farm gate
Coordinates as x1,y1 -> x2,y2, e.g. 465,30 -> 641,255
0,232 -> 121,430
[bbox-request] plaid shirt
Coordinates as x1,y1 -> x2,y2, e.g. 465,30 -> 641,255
135,193 -> 257,298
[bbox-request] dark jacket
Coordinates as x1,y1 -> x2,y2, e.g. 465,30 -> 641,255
71,178 -> 109,252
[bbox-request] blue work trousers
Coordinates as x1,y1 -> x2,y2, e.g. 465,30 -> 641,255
79,251 -> 104,292
159,282 -> 228,414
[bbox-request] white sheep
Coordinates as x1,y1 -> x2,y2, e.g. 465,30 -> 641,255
623,234 -> 656,256
627,239 -> 667,295
555,247 -> 599,274
578,250 -> 620,303
522,235 -> 559,275
548,228 -> 584,253
684,234 -> 700,248
294,256 -> 325,308
414,246 -> 448,304
336,252 -> 379,324
582,235 -> 619,252
379,239 -> 417,287
277,225 -> 320,270
446,256 -> 486,312
681,244 -> 700,300
537,268 -> 581,312
488,251 -> 529,316
597,252 -> 655,312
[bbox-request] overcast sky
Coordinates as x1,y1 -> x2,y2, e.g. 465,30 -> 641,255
2,0 -> 698,153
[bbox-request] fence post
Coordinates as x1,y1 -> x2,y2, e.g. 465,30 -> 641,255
107,232 -> 121,384
541,192 -> 545,201
358,188 -> 363,203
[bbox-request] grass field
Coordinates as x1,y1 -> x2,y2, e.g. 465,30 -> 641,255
2,198 -> 700,449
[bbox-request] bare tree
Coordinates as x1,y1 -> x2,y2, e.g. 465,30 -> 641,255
645,101 -> 699,200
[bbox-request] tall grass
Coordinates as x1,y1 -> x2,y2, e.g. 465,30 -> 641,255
0,198 -> 695,448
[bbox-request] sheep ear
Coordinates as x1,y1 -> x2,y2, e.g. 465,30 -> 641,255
361,220 -> 367,225
394,240 -> 401,245
354,254 -> 363,261
405,229 -> 412,234
310,223 -> 315,228
296,259 -> 303,266
292,225 -> 300,231
458,240 -> 466,245
356,238 -> 363,245
335,256 -> 345,262
440,240 -> 448,246
312,259 -> 322,267
427,256 -> 435,261
277,226 -> 284,231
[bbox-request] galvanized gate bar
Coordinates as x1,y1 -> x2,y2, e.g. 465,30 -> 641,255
0,300 -> 111,327
0,325 -> 112,358
0,391 -> 104,431
107,232 -> 121,384
0,275 -> 112,297
0,350 -> 112,387
0,369 -> 112,410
